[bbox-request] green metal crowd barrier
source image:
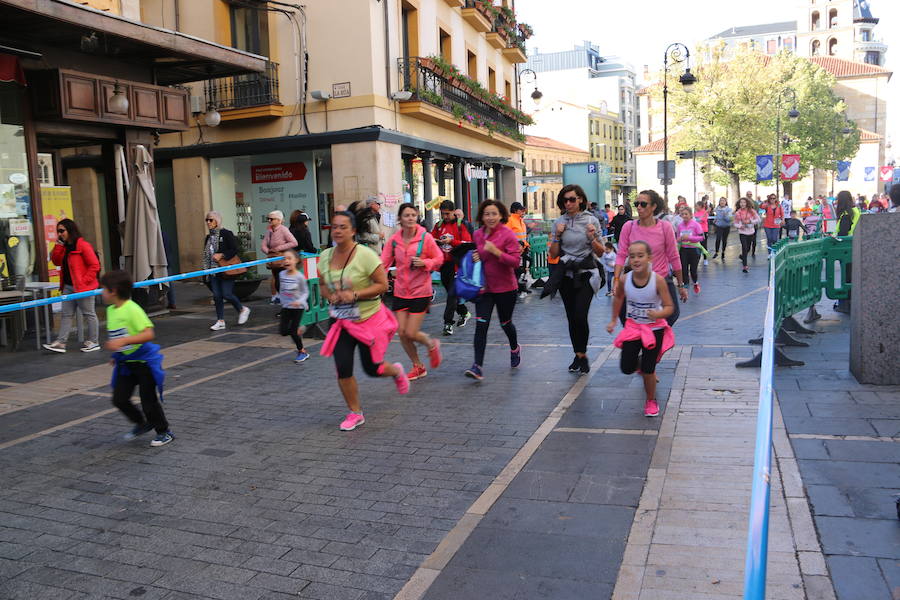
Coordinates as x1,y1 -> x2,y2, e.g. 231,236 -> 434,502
772,235 -> 852,326
528,234 -> 549,281
299,278 -> 330,327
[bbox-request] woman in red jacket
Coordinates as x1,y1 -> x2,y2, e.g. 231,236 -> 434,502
43,219 -> 101,353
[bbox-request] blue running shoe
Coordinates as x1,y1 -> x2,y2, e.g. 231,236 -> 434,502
294,351 -> 310,363
510,346 -> 521,368
464,364 -> 483,381
124,423 -> 153,441
150,431 -> 174,447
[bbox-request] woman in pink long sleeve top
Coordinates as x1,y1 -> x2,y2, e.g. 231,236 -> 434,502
381,203 -> 444,380
464,200 -> 523,381
614,189 -> 687,325
676,206 -> 705,294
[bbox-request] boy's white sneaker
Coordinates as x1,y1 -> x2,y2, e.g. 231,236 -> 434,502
210,320 -> 226,331
238,307 -> 251,325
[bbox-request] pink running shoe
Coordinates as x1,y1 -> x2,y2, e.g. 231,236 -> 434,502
428,339 -> 443,369
339,413 -> 365,431
644,399 -> 660,417
393,363 -> 410,394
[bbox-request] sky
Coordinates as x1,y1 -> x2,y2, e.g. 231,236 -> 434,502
515,0 -> 900,158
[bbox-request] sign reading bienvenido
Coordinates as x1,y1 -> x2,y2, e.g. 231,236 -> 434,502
657,160 -> 675,180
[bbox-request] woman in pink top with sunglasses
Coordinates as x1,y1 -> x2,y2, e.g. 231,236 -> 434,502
614,189 -> 688,325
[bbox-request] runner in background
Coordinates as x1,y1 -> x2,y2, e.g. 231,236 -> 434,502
609,205 -> 630,243
607,241 -> 675,418
762,194 -> 785,252
676,206 -> 705,295
433,200 -> 472,336
382,203 -> 443,381
319,211 -> 408,431
694,201 -> 710,266
712,197 -> 732,262
465,200 -> 522,381
734,197 -> 761,274
601,242 -> 617,296
454,208 -> 475,236
278,250 -> 310,364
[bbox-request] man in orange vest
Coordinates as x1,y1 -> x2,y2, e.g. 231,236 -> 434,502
507,202 -> 531,297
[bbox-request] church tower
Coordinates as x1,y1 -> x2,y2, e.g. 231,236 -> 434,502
796,0 -> 886,65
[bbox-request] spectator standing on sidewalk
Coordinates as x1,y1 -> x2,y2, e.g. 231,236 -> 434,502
319,211 -> 409,431
382,203 -> 444,381
712,197 -> 732,261
102,270 -> 173,447
262,210 -> 297,304
506,202 -> 532,298
289,210 -> 317,254
607,241 -> 675,418
464,200 -> 523,381
548,184 -> 604,375
432,200 -> 472,336
43,218 -> 101,353
203,211 -> 250,331
762,195 -> 785,251
278,250 -> 310,364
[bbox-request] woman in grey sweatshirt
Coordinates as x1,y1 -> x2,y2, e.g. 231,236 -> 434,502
712,197 -> 733,261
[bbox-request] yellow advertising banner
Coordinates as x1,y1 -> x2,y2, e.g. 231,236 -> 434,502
41,186 -> 74,284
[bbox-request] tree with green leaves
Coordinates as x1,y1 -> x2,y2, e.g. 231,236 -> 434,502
654,43 -> 860,201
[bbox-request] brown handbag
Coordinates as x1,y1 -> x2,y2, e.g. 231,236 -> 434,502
217,255 -> 247,278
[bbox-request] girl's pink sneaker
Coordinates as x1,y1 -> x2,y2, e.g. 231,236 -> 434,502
393,363 -> 410,395
339,413 -> 365,431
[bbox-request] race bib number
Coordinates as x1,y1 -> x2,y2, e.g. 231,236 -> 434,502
329,302 -> 360,321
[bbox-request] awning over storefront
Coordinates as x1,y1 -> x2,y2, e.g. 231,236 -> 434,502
0,0 -> 266,84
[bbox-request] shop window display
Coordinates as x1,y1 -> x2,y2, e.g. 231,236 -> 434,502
0,82 -> 34,286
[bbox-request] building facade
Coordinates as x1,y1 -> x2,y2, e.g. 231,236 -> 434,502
521,42 -> 637,198
589,105 -> 626,195
522,135 -> 588,218
0,0 -> 261,286
140,0 -> 531,271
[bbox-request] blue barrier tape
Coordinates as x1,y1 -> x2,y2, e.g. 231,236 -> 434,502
0,253 -> 318,316
743,254 -> 777,599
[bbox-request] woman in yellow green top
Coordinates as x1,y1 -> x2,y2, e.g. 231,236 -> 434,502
319,211 -> 409,431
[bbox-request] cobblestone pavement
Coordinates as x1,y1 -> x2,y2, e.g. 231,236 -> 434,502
0,248 -> 864,600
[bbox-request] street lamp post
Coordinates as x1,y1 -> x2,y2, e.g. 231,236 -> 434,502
662,42 -> 697,205
774,88 -> 800,202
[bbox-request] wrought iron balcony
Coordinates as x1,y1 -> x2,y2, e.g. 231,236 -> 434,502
204,60 -> 280,112
397,56 -> 525,143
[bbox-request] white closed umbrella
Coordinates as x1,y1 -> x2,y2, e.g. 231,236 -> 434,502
123,145 -> 168,289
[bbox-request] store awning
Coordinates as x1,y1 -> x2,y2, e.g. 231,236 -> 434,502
0,0 -> 266,85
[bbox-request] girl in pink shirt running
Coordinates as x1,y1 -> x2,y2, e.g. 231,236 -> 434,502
676,206 -> 705,295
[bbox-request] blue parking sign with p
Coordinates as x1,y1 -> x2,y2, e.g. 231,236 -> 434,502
588,163 -> 597,174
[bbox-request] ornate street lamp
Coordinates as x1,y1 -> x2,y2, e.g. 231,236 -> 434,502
662,43 -> 697,204
519,68 -> 542,106
775,88 -> 799,201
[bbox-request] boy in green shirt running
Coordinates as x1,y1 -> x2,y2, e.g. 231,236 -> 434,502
101,270 -> 173,447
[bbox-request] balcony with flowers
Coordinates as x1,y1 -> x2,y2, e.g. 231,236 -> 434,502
396,55 -> 534,150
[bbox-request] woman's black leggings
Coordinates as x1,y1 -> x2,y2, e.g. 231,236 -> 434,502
714,226 -> 731,254
739,233 -> 755,267
332,328 -> 383,379
473,291 -> 518,366
279,308 -> 305,352
679,247 -> 700,284
700,231 -> 709,252
559,273 -> 594,354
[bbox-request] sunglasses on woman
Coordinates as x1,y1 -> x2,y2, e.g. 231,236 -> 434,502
634,201 -> 650,208
205,218 -> 215,222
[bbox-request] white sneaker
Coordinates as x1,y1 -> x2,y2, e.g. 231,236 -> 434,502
43,340 -> 66,353
210,320 -> 226,331
238,307 -> 251,325
81,341 -> 101,353
703,259 -> 709,266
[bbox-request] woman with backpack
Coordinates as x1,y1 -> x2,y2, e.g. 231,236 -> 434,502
464,200 -> 523,381
381,203 -> 444,381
